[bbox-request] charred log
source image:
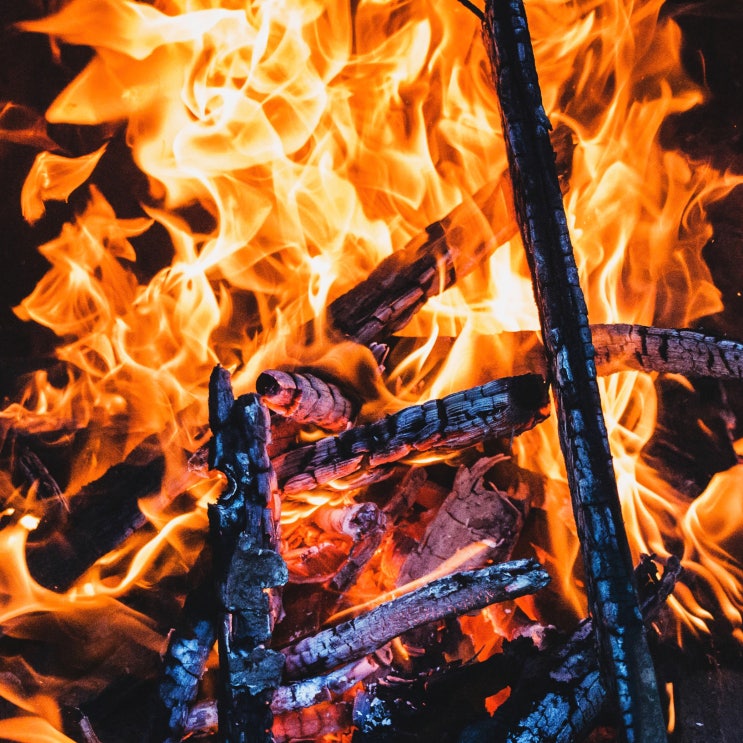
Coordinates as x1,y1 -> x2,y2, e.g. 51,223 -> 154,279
257,370 -> 357,432
147,547 -> 216,743
274,374 -> 549,495
460,556 -> 683,743
481,1 -> 666,739
327,178 -> 516,345
281,558 -> 550,680
208,367 -> 288,742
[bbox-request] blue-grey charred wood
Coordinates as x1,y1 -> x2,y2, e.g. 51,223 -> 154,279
208,366 -> 287,743
274,374 -> 549,494
481,1 -> 666,740
148,547 -> 217,743
281,558 -> 550,680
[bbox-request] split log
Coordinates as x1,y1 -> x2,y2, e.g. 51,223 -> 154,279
281,557 -> 550,680
326,177 -> 516,345
481,2 -> 665,740
208,367 -> 288,742
257,370 -> 357,432
15,447 -> 66,508
274,374 -> 549,495
397,456 -> 532,586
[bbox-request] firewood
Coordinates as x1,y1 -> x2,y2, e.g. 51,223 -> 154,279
460,556 -> 683,743
274,374 -> 549,495
256,369 -> 357,432
208,366 -> 288,742
281,558 -> 550,681
184,654 -> 383,735
354,556 -> 681,742
397,456 -> 532,586
184,700 -> 354,742
591,323 -> 743,379
326,177 -> 516,345
147,548 -> 216,743
15,447 -> 66,507
481,2 -> 666,740
25,450 -> 166,592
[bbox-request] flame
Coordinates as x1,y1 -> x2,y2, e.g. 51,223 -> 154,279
2,0 -> 743,737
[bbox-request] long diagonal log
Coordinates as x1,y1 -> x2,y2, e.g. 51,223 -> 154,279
481,2 -> 666,740
281,558 -> 550,680
326,178 -> 516,345
274,374 -> 549,494
208,367 -> 288,742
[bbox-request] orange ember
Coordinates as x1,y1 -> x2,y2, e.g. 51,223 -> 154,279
0,0 -> 742,739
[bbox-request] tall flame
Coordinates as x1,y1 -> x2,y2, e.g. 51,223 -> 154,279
1,0 -> 743,737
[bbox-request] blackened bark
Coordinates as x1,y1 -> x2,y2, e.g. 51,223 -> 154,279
281,558 -> 550,680
148,548 -> 216,743
481,2 -> 665,740
327,178 -> 515,345
208,367 -> 287,742
274,374 -> 549,494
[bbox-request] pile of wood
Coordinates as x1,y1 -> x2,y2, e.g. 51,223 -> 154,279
5,1 -> 743,741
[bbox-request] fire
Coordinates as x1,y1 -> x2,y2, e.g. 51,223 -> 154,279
1,0 -> 743,738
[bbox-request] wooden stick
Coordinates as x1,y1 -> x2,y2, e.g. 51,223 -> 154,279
147,548 -> 216,743
257,370 -> 357,432
481,3 -> 666,739
208,366 -> 287,742
327,178 -> 516,345
281,558 -> 550,680
274,374 -> 549,494
462,557 -> 683,743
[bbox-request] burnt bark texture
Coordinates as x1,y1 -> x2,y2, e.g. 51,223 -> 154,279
147,547 -> 217,743
327,178 -> 515,345
460,556 -> 682,743
274,374 -> 549,494
481,2 -> 666,741
208,366 -> 288,743
591,324 -> 743,379
257,370 -> 357,432
281,558 -> 550,680
25,450 -> 165,591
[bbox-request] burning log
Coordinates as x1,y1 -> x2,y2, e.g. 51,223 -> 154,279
461,556 -> 683,743
147,548 -> 217,743
25,450 -> 167,592
281,557 -> 550,680
256,370 -> 357,432
208,366 -> 288,742
591,323 -> 743,379
397,455 -> 533,586
274,374 -> 549,494
354,557 -> 681,742
481,1 -> 666,739
326,177 -> 516,345
315,503 -> 388,594
184,654 -> 384,735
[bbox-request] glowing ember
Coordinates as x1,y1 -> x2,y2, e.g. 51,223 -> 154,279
1,0 -> 742,739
